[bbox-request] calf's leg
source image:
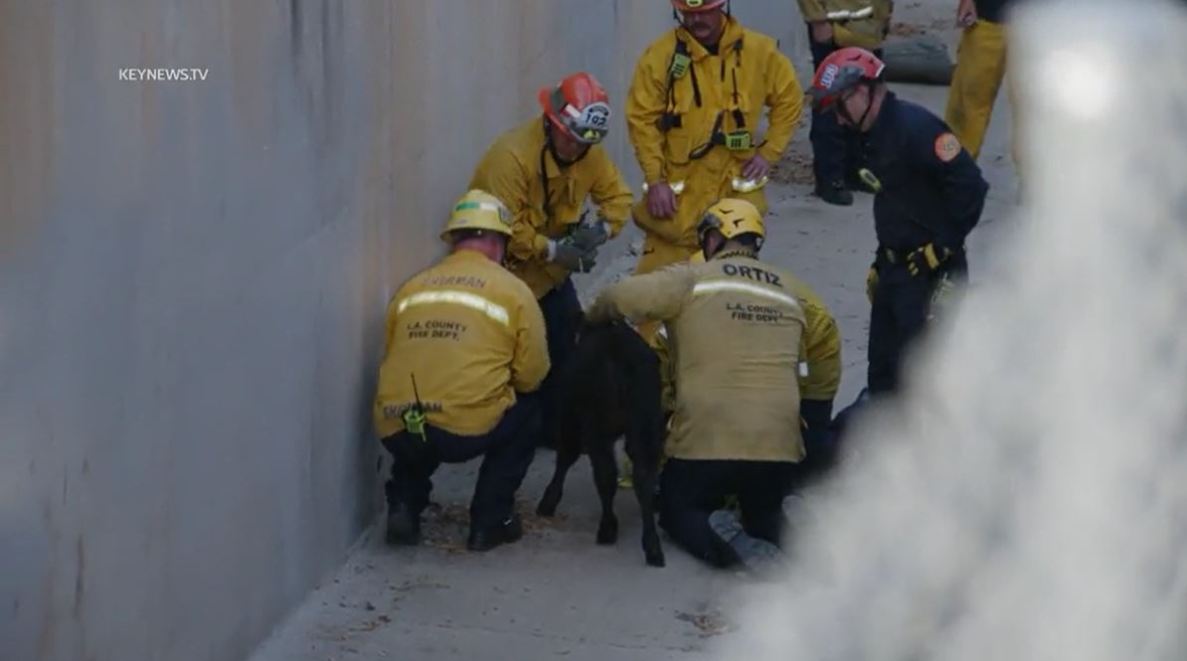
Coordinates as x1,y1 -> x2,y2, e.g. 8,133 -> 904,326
536,436 -> 581,517
626,422 -> 665,567
588,440 -> 619,545
631,454 -> 665,567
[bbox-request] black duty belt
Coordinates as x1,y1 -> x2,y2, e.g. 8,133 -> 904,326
878,246 -> 910,264
878,245 -> 964,265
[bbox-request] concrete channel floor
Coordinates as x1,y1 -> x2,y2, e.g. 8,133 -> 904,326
250,22 -> 1021,661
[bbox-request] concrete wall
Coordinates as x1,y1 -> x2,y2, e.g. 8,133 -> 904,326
0,2 -> 802,660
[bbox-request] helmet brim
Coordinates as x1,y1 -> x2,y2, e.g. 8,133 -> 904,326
808,88 -> 837,112
441,227 -> 512,244
672,0 -> 727,12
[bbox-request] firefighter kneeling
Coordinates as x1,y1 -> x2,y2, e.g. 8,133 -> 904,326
587,199 -> 811,571
372,190 -> 550,552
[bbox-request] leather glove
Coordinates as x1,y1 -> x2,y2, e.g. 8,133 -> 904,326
866,263 -> 879,304
906,243 -> 952,278
550,240 -> 598,273
569,220 -> 610,251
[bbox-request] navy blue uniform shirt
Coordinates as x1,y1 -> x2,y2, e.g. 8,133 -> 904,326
862,92 -> 989,252
975,0 -> 1016,23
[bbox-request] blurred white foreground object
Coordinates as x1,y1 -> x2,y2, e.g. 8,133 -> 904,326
727,1 -> 1187,659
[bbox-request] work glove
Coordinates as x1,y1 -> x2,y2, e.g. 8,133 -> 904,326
550,240 -> 598,273
865,263 -> 879,304
906,243 -> 952,278
569,220 -> 610,251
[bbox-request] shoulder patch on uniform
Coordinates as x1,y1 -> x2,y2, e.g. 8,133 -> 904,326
935,132 -> 961,163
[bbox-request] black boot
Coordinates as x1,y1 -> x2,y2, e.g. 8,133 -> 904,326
385,504 -> 421,546
467,514 -> 523,552
814,180 -> 854,206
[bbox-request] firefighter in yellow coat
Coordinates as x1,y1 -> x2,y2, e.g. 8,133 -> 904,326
657,249 -> 840,445
626,0 -> 804,343
470,72 -> 634,447
587,199 -> 809,571
373,190 -> 550,552
651,222 -> 842,487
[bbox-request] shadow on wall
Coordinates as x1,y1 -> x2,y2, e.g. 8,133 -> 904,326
0,2 -> 803,661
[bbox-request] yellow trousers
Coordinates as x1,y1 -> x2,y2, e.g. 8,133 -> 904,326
944,19 -> 1009,161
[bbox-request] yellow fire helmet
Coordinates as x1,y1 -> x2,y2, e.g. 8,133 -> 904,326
440,189 -> 513,243
696,198 -> 765,243
688,249 -> 707,264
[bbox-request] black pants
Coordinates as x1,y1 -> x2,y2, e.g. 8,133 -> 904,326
829,388 -> 870,443
381,393 -> 540,530
537,278 -> 582,447
867,253 -> 967,394
807,29 -> 882,187
658,458 -> 795,568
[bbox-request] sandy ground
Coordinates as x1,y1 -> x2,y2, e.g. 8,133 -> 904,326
249,3 -> 1023,659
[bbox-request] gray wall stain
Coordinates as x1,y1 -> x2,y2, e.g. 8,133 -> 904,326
72,536 -> 85,622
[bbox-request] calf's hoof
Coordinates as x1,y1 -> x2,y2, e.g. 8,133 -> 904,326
536,492 -> 559,517
645,548 -> 666,568
643,533 -> 665,567
596,518 -> 618,545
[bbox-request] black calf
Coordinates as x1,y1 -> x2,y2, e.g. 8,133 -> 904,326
535,320 -> 666,567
